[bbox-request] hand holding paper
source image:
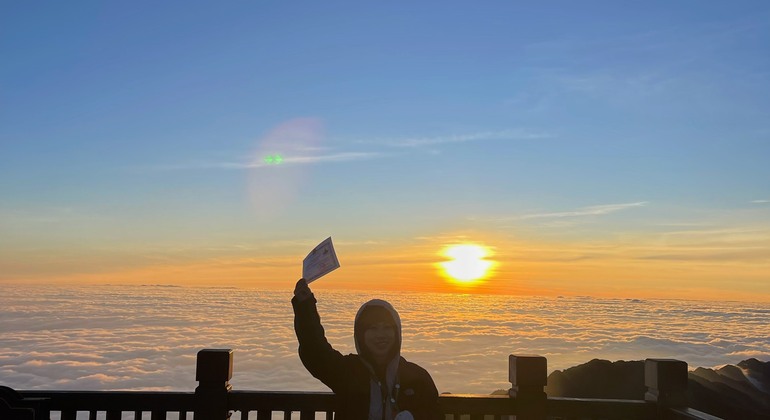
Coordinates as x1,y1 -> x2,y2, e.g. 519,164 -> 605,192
302,237 -> 340,283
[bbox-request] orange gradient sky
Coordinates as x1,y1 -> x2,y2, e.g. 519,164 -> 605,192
4,225 -> 768,302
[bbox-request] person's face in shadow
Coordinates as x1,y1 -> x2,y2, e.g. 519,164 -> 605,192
364,321 -> 396,365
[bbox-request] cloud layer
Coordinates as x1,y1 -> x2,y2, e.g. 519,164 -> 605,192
1,285 -> 768,395
520,202 -> 648,219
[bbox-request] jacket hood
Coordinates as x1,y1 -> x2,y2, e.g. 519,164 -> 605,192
353,299 -> 402,362
353,299 -> 404,420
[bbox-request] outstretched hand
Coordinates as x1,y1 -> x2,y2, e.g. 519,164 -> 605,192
294,278 -> 313,302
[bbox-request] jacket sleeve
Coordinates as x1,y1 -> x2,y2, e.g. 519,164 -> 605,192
415,370 -> 442,420
399,361 -> 442,420
292,294 -> 348,392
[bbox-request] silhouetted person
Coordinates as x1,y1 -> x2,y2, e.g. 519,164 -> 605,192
292,278 -> 441,420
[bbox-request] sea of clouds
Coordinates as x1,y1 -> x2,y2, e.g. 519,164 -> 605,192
1,285 -> 768,394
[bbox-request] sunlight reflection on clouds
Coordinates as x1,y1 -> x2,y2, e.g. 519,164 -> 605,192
1,285 -> 768,394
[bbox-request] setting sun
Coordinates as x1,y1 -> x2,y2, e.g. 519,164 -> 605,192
439,244 -> 496,285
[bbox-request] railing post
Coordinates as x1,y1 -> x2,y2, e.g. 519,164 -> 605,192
509,355 -> 547,420
195,349 -> 233,420
645,358 -> 688,417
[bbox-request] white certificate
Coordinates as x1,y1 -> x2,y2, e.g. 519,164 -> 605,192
302,237 -> 340,283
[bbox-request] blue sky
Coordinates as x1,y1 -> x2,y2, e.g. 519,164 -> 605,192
1,1 -> 769,299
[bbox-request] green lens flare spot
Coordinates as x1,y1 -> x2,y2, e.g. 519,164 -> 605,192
263,154 -> 284,165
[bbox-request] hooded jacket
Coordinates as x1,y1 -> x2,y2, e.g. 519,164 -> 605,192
293,294 -> 441,420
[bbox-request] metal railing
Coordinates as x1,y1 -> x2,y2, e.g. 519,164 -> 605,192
5,349 -> 721,420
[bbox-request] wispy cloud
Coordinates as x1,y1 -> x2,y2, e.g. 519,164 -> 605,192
520,202 -> 648,220
0,207 -> 111,227
250,151 -> 383,168
366,129 -> 551,148
517,19 -> 770,115
153,127 -> 548,171
152,151 -> 383,171
639,248 -> 770,262
751,199 -> 769,204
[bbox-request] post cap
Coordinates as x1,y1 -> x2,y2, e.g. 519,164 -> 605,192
509,354 -> 547,387
196,349 -> 233,382
645,359 -> 688,391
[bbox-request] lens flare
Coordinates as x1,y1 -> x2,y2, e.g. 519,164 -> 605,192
263,154 -> 284,164
247,118 -> 324,220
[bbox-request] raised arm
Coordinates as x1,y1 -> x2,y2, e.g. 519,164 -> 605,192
291,278 -> 348,391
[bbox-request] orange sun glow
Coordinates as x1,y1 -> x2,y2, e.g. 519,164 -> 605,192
439,244 -> 496,285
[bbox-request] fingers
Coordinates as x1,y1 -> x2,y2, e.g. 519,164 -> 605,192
294,278 -> 312,301
294,278 -> 309,293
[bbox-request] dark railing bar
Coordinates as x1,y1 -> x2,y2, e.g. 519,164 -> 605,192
439,393 -> 518,414
20,390 -> 195,409
547,397 -> 651,419
229,390 -> 335,412
669,407 -> 723,420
